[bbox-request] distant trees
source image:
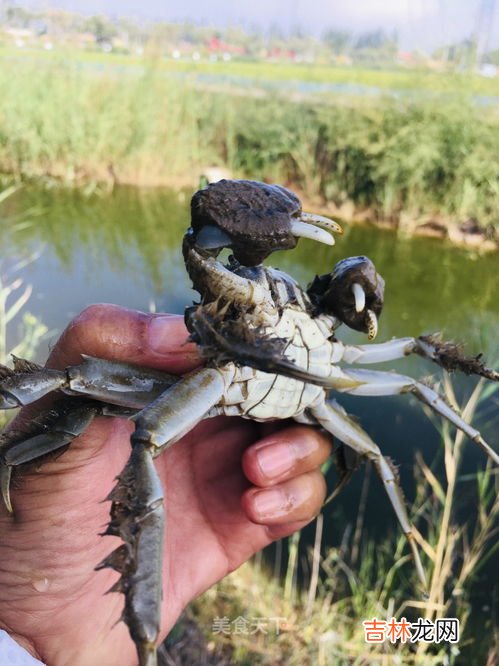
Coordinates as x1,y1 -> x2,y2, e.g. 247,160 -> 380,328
322,29 -> 351,55
5,5 -> 31,27
83,16 -> 117,44
485,48 -> 499,65
320,28 -> 398,63
355,29 -> 396,50
431,38 -> 497,69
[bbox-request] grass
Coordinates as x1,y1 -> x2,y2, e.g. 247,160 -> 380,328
0,56 -> 498,233
177,377 -> 498,665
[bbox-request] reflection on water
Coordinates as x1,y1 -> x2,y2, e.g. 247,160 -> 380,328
1,185 -> 498,599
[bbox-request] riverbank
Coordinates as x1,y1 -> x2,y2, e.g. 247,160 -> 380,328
1,56 -> 498,252
291,187 -> 499,253
5,172 -> 496,253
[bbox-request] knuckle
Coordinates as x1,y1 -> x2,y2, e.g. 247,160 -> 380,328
64,303 -> 113,343
76,302 -> 112,321
50,304 -> 145,367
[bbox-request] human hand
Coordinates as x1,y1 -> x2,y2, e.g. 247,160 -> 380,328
0,305 -> 331,666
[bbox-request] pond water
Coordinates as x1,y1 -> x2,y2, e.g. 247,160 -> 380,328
193,71 -> 499,106
1,184 -> 498,618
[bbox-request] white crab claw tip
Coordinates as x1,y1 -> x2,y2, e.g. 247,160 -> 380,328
300,212 -> 343,234
290,220 -> 335,246
366,309 -> 378,341
352,283 -> 366,313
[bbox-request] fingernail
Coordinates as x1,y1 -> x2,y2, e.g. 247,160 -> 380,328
147,315 -> 183,354
257,442 -> 296,479
253,489 -> 288,519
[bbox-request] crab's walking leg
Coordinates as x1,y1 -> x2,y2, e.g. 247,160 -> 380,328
335,368 -> 499,465
340,335 -> 499,381
0,356 -> 179,410
0,359 -> 67,409
0,398 -> 105,512
100,444 -> 164,666
309,399 -> 427,591
103,368 -> 227,666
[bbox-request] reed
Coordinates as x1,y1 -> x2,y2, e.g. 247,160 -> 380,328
0,58 -> 497,231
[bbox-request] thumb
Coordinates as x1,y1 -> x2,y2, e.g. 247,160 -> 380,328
46,304 -> 201,374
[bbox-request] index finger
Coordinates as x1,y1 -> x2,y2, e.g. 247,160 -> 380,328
47,304 -> 201,374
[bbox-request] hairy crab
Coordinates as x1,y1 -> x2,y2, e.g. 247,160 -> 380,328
0,180 -> 497,666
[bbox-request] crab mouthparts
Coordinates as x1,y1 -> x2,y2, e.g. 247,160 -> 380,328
290,213 -> 342,247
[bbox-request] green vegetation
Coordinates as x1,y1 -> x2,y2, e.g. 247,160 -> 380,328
2,45 -> 499,95
179,378 -> 498,664
1,57 -> 497,234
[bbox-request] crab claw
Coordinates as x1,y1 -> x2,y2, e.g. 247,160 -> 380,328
307,256 -> 384,338
351,284 -> 378,339
352,283 -> 366,313
188,179 -> 341,266
291,213 -> 342,247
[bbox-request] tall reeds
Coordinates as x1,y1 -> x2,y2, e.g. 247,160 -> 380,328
0,59 -> 497,230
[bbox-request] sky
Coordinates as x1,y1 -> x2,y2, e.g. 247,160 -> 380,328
9,1 -> 499,52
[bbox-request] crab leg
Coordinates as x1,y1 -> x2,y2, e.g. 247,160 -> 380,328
132,367 -> 227,449
0,356 -> 179,411
0,399 -> 136,513
99,443 -> 164,666
0,361 -> 67,409
341,337 -> 420,364
103,367 -> 227,666
340,335 -> 499,381
309,399 -> 427,591
333,368 -> 499,465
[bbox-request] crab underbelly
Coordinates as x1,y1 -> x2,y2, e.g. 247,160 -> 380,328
221,369 -> 323,421
218,312 -> 333,420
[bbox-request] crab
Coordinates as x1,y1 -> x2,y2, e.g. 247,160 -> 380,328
0,179 -> 497,666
